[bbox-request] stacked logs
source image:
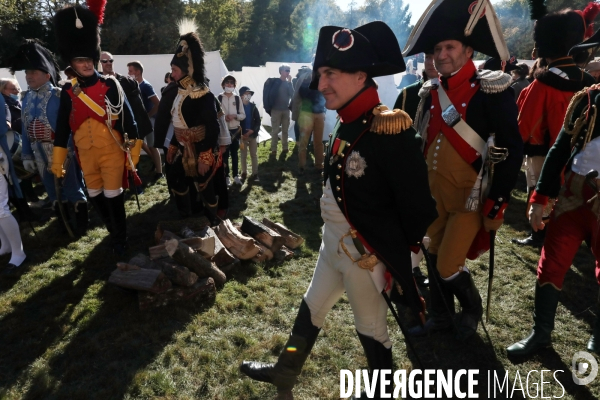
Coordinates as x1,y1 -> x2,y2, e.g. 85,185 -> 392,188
108,216 -> 304,310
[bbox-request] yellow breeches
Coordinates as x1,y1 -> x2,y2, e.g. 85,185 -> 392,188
74,118 -> 124,191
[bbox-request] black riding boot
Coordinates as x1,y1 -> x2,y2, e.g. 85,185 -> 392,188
105,193 -> 127,256
172,188 -> 192,219
506,282 -> 560,357
350,332 -> 394,400
409,254 -> 455,336
445,270 -> 482,340
587,292 -> 600,353
74,200 -> 89,235
240,299 -> 321,393
89,194 -> 112,233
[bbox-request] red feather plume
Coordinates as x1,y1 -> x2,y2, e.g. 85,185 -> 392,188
86,0 -> 107,25
582,2 -> 600,39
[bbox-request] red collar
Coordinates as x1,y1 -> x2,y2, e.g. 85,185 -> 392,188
440,59 -> 477,91
337,86 -> 380,123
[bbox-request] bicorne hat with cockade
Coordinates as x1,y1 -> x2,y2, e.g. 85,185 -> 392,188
309,21 -> 405,90
171,19 -> 206,86
403,0 -> 508,60
567,3 -> 600,59
532,2 -> 600,59
53,1 -> 106,65
9,39 -> 61,87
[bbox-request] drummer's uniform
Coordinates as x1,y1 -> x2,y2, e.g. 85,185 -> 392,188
21,81 -> 86,205
308,85 -> 437,346
417,59 -> 523,278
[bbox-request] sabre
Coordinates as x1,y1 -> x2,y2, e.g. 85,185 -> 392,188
53,176 -> 75,238
486,230 -> 496,322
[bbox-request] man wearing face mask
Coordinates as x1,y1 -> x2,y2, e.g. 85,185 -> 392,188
52,5 -> 140,255
0,79 -> 22,135
9,39 -> 88,235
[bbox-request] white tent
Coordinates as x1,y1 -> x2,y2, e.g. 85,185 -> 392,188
0,51 -> 229,100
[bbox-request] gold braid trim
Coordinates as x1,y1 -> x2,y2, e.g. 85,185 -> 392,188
564,87 -> 593,147
369,105 -> 413,134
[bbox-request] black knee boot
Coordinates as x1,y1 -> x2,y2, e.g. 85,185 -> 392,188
89,194 -> 112,233
350,332 -> 394,400
53,201 -> 73,233
172,188 -> 192,219
240,299 -> 321,392
507,282 -> 560,357
409,254 -> 455,336
445,270 -> 482,340
105,193 -> 127,255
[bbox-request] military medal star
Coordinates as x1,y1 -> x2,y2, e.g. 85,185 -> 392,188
346,151 -> 367,178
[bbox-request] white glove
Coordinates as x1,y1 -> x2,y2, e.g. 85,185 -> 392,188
529,203 -> 545,232
23,160 -> 37,174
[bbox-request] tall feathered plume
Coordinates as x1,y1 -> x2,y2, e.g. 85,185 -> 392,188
528,0 -> 547,20
177,18 -> 198,36
582,2 -> 600,39
86,0 -> 107,24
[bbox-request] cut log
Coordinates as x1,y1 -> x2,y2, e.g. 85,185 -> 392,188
109,268 -> 172,293
156,217 -> 210,242
251,241 -> 274,262
155,230 -> 182,245
214,219 -> 260,260
149,236 -> 215,260
201,226 -> 238,268
157,258 -> 198,287
128,254 -> 162,270
138,277 -> 216,310
274,246 -> 295,263
165,239 -> 226,285
116,262 -> 140,271
241,216 -> 285,252
262,218 -> 304,249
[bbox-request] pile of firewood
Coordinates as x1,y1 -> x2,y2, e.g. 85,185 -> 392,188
109,216 -> 304,310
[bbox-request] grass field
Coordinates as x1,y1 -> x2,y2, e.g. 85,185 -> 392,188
0,140 -> 599,400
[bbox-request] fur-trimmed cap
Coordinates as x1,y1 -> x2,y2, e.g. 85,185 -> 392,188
53,5 -> 101,64
171,31 -> 206,85
534,10 -> 586,59
9,39 -> 61,86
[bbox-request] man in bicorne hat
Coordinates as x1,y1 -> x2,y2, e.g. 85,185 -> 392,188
511,2 -> 598,247
404,0 -> 523,340
240,21 -> 437,399
507,23 -> 600,357
52,4 -> 141,255
9,39 -> 88,235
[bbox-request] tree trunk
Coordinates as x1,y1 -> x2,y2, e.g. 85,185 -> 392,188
262,218 -> 304,249
138,277 -> 216,310
241,216 -> 285,252
109,268 -> 172,293
214,219 -> 260,260
165,239 -> 227,285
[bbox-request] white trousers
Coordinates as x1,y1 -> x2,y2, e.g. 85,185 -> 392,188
304,181 -> 391,348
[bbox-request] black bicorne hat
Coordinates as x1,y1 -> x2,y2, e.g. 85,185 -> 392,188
403,0 -> 509,60
53,5 -> 101,64
482,55 -> 518,72
9,39 -> 61,86
171,32 -> 206,86
309,21 -> 405,90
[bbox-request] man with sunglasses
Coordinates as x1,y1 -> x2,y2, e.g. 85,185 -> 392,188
263,64 -> 294,156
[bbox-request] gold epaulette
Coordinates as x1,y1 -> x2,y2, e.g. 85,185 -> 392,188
564,84 -> 600,148
476,69 -> 512,94
369,105 -> 412,134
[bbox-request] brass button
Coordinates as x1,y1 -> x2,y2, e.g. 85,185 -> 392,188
336,175 -> 340,180
337,197 -> 342,202
323,152 -> 326,157
337,164 -> 342,169
336,186 -> 340,191
329,133 -> 332,138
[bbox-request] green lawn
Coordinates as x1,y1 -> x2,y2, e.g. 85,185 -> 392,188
0,141 -> 598,399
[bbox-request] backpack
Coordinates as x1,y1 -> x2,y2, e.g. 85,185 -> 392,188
116,74 -> 153,139
218,94 -> 241,115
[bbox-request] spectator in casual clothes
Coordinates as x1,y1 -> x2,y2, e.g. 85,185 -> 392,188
161,72 -> 173,94
239,86 -> 261,182
511,63 -> 530,100
128,60 -> 163,182
291,67 -> 310,142
263,64 -> 294,156
218,75 -> 245,186
0,78 -> 22,135
294,67 -> 326,174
